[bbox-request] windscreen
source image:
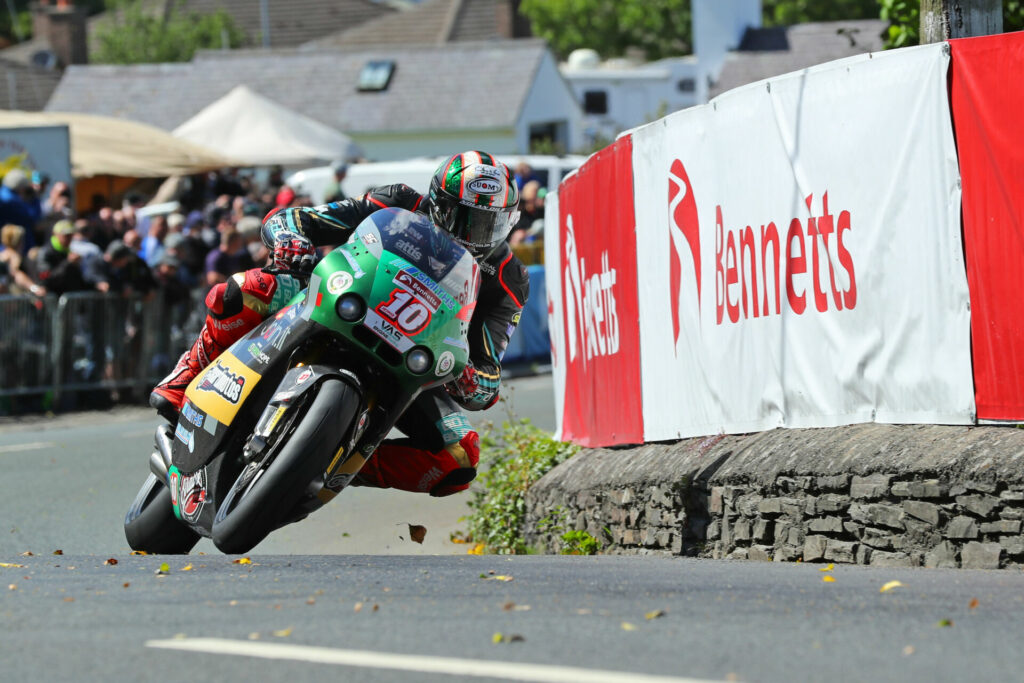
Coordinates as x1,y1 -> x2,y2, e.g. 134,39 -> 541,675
355,208 -> 479,306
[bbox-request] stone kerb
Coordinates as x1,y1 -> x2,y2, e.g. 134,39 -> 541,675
523,424 -> 1024,569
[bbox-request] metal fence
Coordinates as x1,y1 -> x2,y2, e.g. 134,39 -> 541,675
0,290 -> 205,412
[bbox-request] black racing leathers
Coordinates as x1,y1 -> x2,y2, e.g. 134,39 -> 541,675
263,184 -> 529,411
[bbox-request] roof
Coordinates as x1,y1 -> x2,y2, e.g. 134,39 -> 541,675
709,20 -> 888,99
0,110 -> 236,178
0,0 -> 392,67
46,40 -> 551,135
304,0 -> 525,50
0,58 -> 63,110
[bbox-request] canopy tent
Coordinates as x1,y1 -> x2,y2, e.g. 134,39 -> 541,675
172,85 -> 362,167
0,110 -> 237,178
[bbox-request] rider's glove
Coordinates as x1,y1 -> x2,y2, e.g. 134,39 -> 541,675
272,231 -> 316,273
445,363 -> 481,403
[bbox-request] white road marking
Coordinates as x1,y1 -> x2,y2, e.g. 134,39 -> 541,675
0,442 -> 55,453
146,638 -> 720,683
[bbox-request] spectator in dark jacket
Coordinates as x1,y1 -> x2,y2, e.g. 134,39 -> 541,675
36,220 -> 88,295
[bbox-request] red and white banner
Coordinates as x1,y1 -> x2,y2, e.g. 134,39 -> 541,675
631,43 -> 974,441
545,137 -> 644,447
951,31 -> 1024,420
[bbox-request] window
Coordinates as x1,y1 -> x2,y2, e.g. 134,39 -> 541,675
677,78 -> 695,93
358,61 -> 396,92
583,90 -> 608,115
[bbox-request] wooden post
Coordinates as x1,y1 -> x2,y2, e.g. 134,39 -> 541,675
921,0 -> 1003,43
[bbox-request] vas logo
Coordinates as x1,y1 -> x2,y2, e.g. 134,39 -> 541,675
668,159 -> 701,353
198,365 -> 245,404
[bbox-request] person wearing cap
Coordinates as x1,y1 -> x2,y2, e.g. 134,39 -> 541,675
36,219 -> 87,295
0,168 -> 42,253
323,161 -> 348,204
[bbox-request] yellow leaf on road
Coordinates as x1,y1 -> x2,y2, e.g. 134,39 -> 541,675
822,575 -> 835,583
467,544 -> 485,555
181,564 -> 193,571
645,610 -> 667,620
621,622 -> 638,631
880,580 -> 904,593
273,627 -> 293,638
232,557 -> 252,565
0,563 -> 27,568
483,575 -> 514,582
819,563 -> 834,572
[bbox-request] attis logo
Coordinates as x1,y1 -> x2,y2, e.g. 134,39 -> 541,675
668,159 -> 858,330
668,160 -> 701,350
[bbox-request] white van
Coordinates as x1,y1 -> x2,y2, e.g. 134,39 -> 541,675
285,154 -> 586,206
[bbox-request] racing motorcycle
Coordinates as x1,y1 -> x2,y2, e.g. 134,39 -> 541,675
124,208 -> 479,554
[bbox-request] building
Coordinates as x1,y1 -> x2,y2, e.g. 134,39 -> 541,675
45,39 -> 582,161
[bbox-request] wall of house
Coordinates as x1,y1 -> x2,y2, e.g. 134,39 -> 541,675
517,51 -> 583,154
351,129 -> 518,162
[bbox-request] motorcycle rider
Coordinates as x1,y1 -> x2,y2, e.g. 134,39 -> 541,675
150,151 -> 528,497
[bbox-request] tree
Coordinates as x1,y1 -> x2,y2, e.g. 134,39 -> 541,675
762,0 -> 880,25
518,0 -> 692,61
881,0 -> 1024,47
93,0 -> 245,64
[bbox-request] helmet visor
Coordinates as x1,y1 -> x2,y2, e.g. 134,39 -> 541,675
433,194 -> 520,253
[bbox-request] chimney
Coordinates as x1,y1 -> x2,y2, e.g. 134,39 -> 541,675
32,0 -> 88,67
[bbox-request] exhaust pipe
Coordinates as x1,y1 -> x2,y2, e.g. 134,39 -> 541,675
149,424 -> 174,482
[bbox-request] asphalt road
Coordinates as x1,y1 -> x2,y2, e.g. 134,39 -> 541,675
4,375 -> 1024,682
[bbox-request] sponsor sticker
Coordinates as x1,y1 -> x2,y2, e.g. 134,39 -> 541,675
394,239 -> 423,261
178,469 -> 207,523
468,177 -> 502,195
296,368 -> 313,384
365,310 -> 414,352
186,352 -> 262,425
436,350 -> 455,377
174,422 -> 195,453
246,342 -> 271,365
327,271 -> 354,294
341,248 -> 365,278
443,336 -> 469,351
202,413 -> 218,436
197,364 -> 245,404
361,232 -> 378,245
181,401 -> 204,428
395,270 -> 441,311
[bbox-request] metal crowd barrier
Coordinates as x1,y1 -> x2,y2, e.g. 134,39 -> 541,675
0,290 -> 206,412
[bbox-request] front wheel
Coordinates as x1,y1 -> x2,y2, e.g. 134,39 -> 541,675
211,378 -> 359,554
124,473 -> 201,554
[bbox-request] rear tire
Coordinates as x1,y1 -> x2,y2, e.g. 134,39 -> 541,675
124,473 -> 201,554
212,379 -> 358,554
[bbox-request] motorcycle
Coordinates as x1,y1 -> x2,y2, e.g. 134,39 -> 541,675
124,208 -> 480,554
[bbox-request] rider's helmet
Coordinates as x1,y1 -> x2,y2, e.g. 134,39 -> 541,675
428,151 -> 521,260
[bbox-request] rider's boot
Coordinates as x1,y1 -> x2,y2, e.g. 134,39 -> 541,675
352,431 -> 481,497
149,325 -> 226,424
149,271 -> 277,423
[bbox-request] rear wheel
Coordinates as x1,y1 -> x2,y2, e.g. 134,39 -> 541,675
212,379 -> 359,554
124,473 -> 201,554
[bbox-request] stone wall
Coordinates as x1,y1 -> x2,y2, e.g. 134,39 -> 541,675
523,424 -> 1024,569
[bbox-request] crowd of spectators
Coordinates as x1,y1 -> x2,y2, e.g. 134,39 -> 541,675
0,167 -> 312,301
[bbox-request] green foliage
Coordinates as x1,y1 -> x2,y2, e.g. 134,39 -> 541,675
519,0 -> 692,60
880,1 -> 1024,49
465,417 -> 579,555
94,0 -> 245,64
560,529 -> 602,555
879,0 -> 920,47
762,0 -> 880,26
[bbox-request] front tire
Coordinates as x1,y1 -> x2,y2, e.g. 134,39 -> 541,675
124,473 -> 201,554
211,378 -> 359,554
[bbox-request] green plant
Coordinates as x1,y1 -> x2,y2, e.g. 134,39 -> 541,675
560,529 -> 602,555
463,416 -> 579,554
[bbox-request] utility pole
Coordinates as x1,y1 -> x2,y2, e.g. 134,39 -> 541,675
920,0 -> 1003,43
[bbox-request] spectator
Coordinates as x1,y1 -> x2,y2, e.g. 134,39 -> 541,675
36,219 -> 87,295
323,161 -> 349,203
84,239 -> 136,294
204,228 -> 253,287
153,252 -> 191,309
0,223 -> 43,296
70,219 -> 104,273
141,214 -> 169,267
514,162 -> 540,191
0,169 -> 42,253
116,234 -> 157,299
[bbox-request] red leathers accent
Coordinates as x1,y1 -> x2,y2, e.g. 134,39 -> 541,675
355,432 -> 481,497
